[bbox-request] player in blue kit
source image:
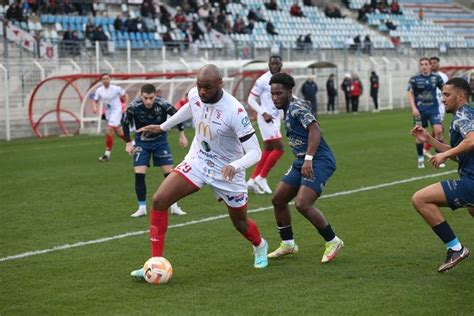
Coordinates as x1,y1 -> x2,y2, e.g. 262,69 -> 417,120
411,77 -> 473,272
267,72 -> 344,263
407,57 -> 445,168
122,84 -> 188,218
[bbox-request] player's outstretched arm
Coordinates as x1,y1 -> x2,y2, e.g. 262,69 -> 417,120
247,93 -> 265,116
429,132 -> 474,167
411,126 -> 451,153
160,103 -> 192,131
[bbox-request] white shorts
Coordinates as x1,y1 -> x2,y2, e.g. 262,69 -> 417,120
173,159 -> 248,209
256,115 -> 282,141
106,109 -> 122,127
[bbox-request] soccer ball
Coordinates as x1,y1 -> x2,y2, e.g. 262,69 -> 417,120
143,257 -> 173,285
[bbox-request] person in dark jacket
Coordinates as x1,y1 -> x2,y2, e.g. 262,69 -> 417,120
370,71 -> 379,112
301,76 -> 318,114
341,74 -> 352,113
326,74 -> 338,114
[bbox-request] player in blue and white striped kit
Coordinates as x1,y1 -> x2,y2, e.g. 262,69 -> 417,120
407,57 -> 445,168
411,77 -> 473,273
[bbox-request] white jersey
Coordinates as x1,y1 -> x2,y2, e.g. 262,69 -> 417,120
434,71 -> 448,118
94,84 -> 126,126
185,87 -> 255,183
94,84 -> 125,112
250,71 -> 281,119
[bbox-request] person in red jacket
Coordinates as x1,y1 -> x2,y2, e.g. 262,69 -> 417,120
350,75 -> 363,113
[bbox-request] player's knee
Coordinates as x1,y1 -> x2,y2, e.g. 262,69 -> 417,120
295,200 -> 311,214
151,191 -> 172,210
411,191 -> 424,211
271,195 -> 284,208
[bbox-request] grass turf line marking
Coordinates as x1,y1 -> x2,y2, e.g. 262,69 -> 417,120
0,170 -> 456,263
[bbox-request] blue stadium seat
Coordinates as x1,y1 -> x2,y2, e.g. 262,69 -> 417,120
40,15 -> 48,24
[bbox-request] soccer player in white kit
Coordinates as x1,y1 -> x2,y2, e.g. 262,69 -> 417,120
130,65 -> 269,281
246,55 -> 285,194
423,56 -> 449,160
93,73 -> 129,162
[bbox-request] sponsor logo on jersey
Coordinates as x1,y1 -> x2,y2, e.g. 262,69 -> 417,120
199,149 -> 217,159
288,137 -> 304,147
198,122 -> 213,140
205,159 -> 215,167
201,140 -> 211,152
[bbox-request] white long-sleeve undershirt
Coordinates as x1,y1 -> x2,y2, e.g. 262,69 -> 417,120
229,133 -> 262,171
247,93 -> 264,116
160,103 -> 193,131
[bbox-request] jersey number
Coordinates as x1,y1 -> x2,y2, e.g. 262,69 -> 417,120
176,162 -> 192,173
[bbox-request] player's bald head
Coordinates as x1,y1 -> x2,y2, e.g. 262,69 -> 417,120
197,64 -> 222,83
196,64 -> 224,103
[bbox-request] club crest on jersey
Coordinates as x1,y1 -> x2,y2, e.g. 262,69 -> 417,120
237,108 -> 244,113
241,116 -> 250,127
195,101 -> 201,107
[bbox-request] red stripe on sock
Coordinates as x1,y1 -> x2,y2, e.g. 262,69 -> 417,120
242,219 -> 262,247
251,150 -> 271,179
105,135 -> 114,151
260,149 -> 284,178
150,209 -> 168,257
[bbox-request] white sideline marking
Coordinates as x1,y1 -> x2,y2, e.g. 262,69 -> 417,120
0,170 -> 456,263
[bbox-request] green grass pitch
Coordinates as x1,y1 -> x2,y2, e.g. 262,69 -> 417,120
1,109 -> 473,314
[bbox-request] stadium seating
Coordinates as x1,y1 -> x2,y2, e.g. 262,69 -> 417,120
5,0 -> 473,52
228,0 -> 393,50
352,0 -> 473,48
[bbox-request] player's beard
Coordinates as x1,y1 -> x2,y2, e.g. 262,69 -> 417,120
203,89 -> 223,104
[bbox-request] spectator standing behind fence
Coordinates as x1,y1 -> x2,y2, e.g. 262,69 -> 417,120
301,76 -> 318,114
350,75 -> 363,113
370,71 -> 379,112
341,74 -> 352,113
326,74 -> 338,114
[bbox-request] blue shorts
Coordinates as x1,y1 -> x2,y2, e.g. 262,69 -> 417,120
440,177 -> 474,210
413,110 -> 441,128
133,140 -> 173,167
281,158 -> 336,195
